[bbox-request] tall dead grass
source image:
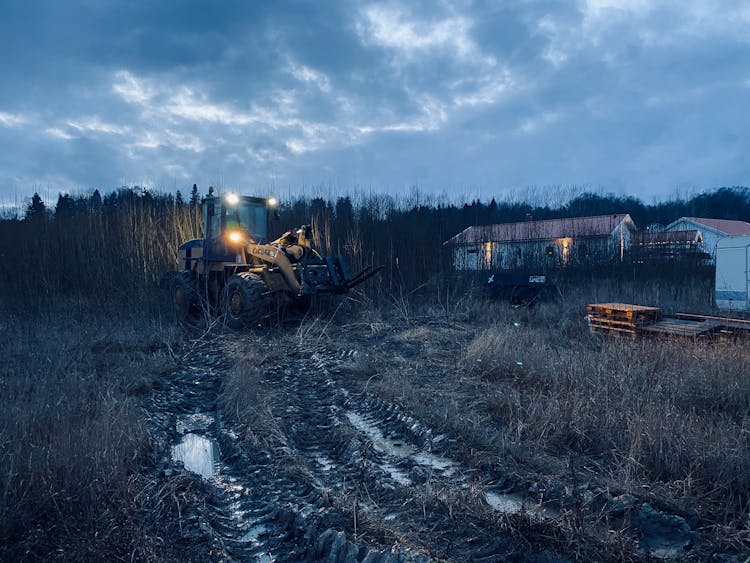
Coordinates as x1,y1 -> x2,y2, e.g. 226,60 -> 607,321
0,301 -> 181,560
465,320 -> 750,520
0,191 -> 201,304
323,272 -> 745,535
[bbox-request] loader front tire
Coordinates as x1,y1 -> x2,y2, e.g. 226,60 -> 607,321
162,270 -> 198,323
222,273 -> 270,328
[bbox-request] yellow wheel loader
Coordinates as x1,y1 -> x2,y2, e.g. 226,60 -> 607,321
161,189 -> 381,327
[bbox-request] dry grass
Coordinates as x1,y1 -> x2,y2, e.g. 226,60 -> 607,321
466,325 -> 750,512
2,265 -> 742,557
321,275 -> 749,552
219,340 -> 286,449
0,300 -> 183,561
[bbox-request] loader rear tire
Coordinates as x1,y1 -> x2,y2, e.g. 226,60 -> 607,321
222,273 -> 271,328
162,270 -> 198,323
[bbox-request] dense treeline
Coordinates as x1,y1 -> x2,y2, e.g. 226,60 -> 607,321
0,187 -> 202,300
0,185 -> 748,302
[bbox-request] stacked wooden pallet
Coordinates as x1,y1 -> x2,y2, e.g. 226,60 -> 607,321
587,303 -> 750,339
587,303 -> 662,336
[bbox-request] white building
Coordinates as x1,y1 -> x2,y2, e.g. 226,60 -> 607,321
715,236 -> 750,311
664,217 -> 750,261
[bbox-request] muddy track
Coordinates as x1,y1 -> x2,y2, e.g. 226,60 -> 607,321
272,344 -> 706,560
147,341 -> 430,562
144,332 -> 705,561
266,346 -> 551,561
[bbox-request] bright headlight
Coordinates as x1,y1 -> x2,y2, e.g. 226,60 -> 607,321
267,197 -> 278,207
225,192 -> 240,205
227,230 -> 243,244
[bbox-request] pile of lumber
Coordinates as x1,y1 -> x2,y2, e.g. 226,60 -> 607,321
587,303 -> 662,337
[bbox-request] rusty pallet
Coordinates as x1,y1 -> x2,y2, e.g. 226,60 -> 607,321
589,324 -> 638,337
589,317 -> 647,328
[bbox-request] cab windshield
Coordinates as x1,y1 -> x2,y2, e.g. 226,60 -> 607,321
222,201 -> 268,241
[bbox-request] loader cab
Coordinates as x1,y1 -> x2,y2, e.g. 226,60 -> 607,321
202,191 -> 277,262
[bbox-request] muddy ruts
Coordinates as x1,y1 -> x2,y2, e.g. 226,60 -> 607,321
284,346 -> 704,561
260,346 -> 560,561
146,344 -> 429,562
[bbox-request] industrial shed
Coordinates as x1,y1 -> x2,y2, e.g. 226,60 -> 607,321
445,214 -> 636,271
664,217 -> 750,261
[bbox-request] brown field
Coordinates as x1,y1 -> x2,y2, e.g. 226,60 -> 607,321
2,272 -> 749,561
2,188 -> 749,560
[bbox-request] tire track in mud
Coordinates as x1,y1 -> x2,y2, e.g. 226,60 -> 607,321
263,346 -> 562,561
146,334 -> 702,561
267,344 -> 704,561
147,343 -> 427,562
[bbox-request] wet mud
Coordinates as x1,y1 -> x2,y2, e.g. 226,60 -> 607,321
143,332 -> 717,561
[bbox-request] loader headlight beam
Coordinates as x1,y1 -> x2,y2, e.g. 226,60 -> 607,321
227,230 -> 243,244
224,192 -> 240,206
267,197 -> 278,207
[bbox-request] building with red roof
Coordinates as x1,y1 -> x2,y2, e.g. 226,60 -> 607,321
664,217 -> 750,259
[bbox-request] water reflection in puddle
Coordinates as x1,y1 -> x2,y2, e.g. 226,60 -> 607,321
412,452 -> 456,476
485,491 -> 560,519
172,433 -> 220,478
345,410 -> 457,480
345,412 -> 416,457
486,492 -> 525,513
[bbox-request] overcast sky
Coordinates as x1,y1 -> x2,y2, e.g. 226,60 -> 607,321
1,0 -> 748,203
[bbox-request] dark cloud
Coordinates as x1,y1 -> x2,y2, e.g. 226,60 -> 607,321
0,0 -> 748,202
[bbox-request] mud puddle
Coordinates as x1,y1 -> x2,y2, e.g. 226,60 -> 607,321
171,433 -> 220,479
485,491 -> 560,519
148,345 -> 435,562
345,410 -> 457,478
